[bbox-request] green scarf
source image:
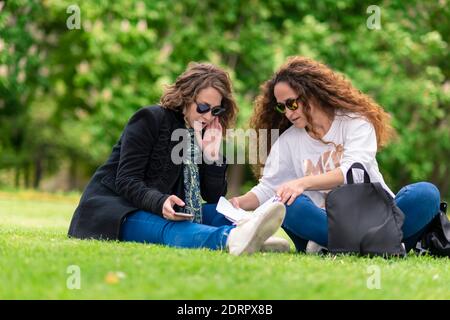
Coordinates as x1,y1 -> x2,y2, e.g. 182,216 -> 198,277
183,128 -> 203,223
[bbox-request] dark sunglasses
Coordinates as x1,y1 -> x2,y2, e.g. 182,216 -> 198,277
275,97 -> 301,113
196,102 -> 226,117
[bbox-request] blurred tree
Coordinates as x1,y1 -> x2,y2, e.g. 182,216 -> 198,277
0,0 -> 449,198
0,0 -> 56,188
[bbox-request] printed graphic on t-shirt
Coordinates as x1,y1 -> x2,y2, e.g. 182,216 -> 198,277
302,144 -> 344,208
303,144 -> 344,176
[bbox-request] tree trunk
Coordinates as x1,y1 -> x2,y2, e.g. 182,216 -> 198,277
69,158 -> 78,190
431,162 -> 449,200
15,166 -> 20,188
33,158 -> 42,189
439,167 -> 449,200
24,162 -> 30,188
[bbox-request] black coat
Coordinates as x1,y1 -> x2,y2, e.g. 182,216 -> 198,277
68,106 -> 228,240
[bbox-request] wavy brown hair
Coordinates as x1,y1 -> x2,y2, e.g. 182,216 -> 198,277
160,62 -> 238,131
250,56 -> 395,176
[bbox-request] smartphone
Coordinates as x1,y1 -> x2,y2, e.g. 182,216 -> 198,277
174,212 -> 194,218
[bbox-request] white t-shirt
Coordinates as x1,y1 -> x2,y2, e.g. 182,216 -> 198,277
251,112 -> 394,208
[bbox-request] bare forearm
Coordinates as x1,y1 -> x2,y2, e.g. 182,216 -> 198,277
237,192 -> 260,210
302,168 -> 344,191
277,168 -> 345,205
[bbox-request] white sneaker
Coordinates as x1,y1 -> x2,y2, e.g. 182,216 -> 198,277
306,240 -> 327,254
261,236 -> 290,253
227,203 -> 286,256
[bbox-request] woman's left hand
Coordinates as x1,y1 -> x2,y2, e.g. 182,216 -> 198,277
201,117 -> 223,161
276,179 -> 306,205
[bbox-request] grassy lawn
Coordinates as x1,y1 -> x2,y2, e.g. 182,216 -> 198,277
0,189 -> 449,300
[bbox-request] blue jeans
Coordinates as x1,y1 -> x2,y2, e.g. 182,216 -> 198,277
119,204 -> 234,250
282,182 -> 441,252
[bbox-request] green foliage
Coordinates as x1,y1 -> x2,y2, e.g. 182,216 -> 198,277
0,0 -> 449,196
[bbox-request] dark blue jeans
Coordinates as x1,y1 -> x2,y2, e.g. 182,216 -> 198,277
282,182 -> 441,252
119,204 -> 234,250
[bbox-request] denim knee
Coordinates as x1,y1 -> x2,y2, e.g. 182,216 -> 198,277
422,182 -> 441,217
410,182 -> 440,211
282,194 -> 312,229
419,182 -> 440,204
397,181 -> 441,219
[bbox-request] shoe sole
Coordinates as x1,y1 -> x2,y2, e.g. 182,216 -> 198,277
261,240 -> 290,253
236,203 -> 286,255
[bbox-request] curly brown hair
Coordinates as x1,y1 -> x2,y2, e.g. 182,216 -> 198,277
160,62 -> 238,131
250,56 -> 395,176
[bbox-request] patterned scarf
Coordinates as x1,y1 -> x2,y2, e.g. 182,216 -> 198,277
183,128 -> 203,223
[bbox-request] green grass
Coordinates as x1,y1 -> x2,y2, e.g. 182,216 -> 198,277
0,190 -> 449,299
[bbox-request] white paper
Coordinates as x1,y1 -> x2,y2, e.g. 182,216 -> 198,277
216,196 -> 281,223
216,197 -> 252,223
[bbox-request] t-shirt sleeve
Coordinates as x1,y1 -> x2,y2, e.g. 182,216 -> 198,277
339,118 -> 378,184
250,135 -> 298,205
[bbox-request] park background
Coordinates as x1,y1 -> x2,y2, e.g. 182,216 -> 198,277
1,0 -> 449,299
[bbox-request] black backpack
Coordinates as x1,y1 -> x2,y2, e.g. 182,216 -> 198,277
416,202 -> 450,257
326,163 -> 406,257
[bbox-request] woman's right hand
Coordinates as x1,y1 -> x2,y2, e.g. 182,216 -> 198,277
229,192 -> 260,211
162,195 -> 192,221
229,197 -> 241,209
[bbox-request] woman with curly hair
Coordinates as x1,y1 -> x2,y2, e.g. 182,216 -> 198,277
68,62 -> 286,255
230,56 -> 441,253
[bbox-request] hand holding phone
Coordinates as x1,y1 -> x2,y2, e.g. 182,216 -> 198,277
173,212 -> 194,218
162,195 -> 193,221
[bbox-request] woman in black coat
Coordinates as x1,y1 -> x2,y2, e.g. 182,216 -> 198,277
68,62 -> 286,255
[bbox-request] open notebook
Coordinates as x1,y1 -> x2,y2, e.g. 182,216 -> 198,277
216,196 -> 281,223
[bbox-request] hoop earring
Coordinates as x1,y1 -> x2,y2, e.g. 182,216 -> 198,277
184,115 -> 191,128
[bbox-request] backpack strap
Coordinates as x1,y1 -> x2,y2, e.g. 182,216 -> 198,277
441,202 -> 447,214
439,202 -> 450,242
346,162 -> 371,184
